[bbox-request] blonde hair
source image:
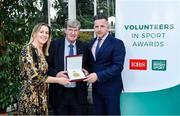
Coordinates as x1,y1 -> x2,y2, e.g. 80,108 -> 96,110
28,23 -> 52,56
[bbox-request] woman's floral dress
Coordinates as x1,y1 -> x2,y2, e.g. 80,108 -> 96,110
18,44 -> 48,115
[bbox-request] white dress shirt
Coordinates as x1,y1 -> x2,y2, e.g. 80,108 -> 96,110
91,33 -> 109,60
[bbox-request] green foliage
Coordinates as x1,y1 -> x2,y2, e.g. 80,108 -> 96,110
52,0 -> 67,26
0,42 -> 22,110
0,0 -> 49,44
79,32 -> 94,42
77,0 -> 94,16
51,25 -> 63,39
77,15 -> 94,29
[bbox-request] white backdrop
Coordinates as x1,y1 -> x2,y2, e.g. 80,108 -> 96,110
115,0 -> 180,92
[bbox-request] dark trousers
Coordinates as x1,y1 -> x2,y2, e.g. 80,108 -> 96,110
53,87 -> 82,115
93,93 -> 121,115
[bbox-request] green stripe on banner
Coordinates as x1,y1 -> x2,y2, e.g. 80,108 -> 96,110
120,84 -> 180,115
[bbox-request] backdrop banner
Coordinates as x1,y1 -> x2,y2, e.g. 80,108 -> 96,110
116,0 -> 180,92
116,0 -> 180,114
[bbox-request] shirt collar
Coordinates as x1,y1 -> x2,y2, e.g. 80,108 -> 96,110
98,32 -> 109,41
65,38 -> 76,47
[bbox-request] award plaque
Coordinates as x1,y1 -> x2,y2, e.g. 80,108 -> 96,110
66,55 -> 86,81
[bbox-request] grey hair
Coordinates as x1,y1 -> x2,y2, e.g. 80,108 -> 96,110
64,19 -> 81,29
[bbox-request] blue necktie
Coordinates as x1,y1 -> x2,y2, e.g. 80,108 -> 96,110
69,44 -> 74,56
95,38 -> 102,57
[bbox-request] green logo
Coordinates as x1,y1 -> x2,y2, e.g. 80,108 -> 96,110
152,60 -> 166,71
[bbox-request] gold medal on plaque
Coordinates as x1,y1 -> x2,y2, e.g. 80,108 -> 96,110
73,71 -> 80,78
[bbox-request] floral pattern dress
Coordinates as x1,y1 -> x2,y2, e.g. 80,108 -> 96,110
18,44 -> 48,115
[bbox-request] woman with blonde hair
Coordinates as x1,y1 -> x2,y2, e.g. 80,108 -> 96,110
17,23 -> 70,115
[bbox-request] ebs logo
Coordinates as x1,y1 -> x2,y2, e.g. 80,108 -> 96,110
129,59 -> 147,70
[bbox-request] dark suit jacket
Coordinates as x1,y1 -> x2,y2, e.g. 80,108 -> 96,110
46,38 -> 88,109
85,34 -> 126,96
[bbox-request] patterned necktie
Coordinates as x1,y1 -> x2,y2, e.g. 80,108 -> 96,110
95,38 -> 102,57
69,44 -> 74,56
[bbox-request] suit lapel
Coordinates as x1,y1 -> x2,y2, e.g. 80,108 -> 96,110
60,38 -> 65,56
96,35 -> 111,59
76,40 -> 83,54
58,38 -> 65,68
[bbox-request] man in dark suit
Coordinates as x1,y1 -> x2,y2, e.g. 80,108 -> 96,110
47,19 -> 88,115
84,14 -> 126,115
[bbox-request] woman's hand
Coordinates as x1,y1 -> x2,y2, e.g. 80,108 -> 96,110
57,77 -> 71,85
56,71 -> 68,78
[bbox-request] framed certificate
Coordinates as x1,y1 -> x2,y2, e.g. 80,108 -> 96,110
66,55 -> 86,82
